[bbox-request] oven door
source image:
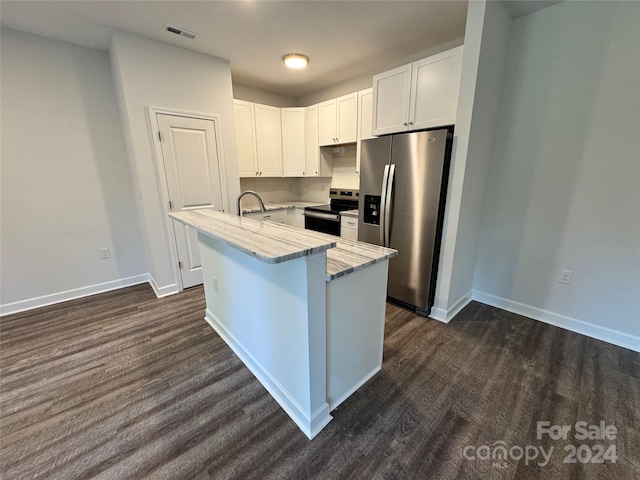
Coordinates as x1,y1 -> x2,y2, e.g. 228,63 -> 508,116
304,210 -> 340,236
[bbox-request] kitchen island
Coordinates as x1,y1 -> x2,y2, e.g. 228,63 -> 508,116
169,208 -> 396,439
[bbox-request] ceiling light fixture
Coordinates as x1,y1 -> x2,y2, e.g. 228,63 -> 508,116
282,53 -> 309,69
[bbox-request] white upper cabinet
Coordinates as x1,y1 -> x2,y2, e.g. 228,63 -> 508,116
336,93 -> 358,143
253,104 -> 283,177
234,100 -> 283,177
305,105 -> 333,177
318,99 -> 337,146
233,100 -> 258,177
281,107 -> 306,177
373,46 -> 463,135
372,64 -> 412,135
358,88 -> 374,141
318,92 -> 358,146
356,88 -> 374,175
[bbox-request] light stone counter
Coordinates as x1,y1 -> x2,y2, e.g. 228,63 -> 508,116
170,208 -> 396,279
326,240 -> 396,281
340,209 -> 359,218
169,208 -> 336,264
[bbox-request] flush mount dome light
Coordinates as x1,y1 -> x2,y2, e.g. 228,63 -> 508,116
282,53 -> 309,69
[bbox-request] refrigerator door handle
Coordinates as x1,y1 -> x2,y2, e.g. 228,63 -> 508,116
379,164 -> 391,246
384,164 -> 396,247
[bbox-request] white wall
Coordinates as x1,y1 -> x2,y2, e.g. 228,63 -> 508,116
299,38 -> 464,106
473,1 -> 640,349
239,177 -> 301,203
431,0 -> 513,321
0,28 -> 147,314
232,84 -> 298,107
109,31 -> 241,296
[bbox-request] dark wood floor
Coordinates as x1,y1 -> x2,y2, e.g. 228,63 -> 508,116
1,284 -> 638,479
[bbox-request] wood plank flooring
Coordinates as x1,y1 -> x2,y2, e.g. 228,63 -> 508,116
1,284 -> 638,479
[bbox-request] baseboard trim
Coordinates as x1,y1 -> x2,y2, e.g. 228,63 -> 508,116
328,365 -> 381,412
204,309 -> 332,439
472,290 -> 640,353
0,274 -> 149,316
148,276 -> 179,298
429,290 -> 473,323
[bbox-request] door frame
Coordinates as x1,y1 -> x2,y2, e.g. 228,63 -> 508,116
147,106 -> 230,292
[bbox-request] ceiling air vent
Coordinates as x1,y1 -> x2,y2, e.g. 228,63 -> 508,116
164,25 -> 198,41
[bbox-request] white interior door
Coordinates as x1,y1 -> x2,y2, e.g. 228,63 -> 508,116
157,113 -> 224,289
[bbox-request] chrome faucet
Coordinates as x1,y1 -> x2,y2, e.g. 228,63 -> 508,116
236,190 -> 266,216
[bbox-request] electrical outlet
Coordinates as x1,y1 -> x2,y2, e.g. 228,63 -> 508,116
212,277 -> 218,292
99,247 -> 111,259
558,269 -> 573,285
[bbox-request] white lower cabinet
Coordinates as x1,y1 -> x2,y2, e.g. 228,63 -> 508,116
340,215 -> 358,240
244,210 -> 288,224
293,207 -> 306,229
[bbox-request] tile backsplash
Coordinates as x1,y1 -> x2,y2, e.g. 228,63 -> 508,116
240,176 -> 331,203
239,144 -> 359,205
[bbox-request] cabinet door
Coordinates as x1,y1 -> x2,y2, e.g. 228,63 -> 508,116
356,88 -> 373,175
254,103 -> 283,177
233,100 -> 258,177
372,63 -> 412,136
358,88 -> 374,141
281,107 -> 306,177
305,105 -> 320,176
409,46 -> 463,130
340,216 -> 358,240
294,207 -> 305,228
336,92 -> 357,143
318,99 -> 337,146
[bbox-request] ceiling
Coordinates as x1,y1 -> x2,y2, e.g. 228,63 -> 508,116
0,1 -> 559,99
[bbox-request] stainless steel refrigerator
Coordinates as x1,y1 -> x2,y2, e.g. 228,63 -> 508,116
358,127 -> 453,315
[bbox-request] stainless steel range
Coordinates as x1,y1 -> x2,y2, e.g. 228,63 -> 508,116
304,189 -> 359,236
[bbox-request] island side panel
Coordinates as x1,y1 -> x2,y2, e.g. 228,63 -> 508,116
326,260 -> 389,411
197,232 -> 332,439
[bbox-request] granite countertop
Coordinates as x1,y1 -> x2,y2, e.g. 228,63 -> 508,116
241,201 -> 327,214
170,209 -> 336,264
340,209 -> 359,218
326,239 -> 397,281
170,208 -> 396,279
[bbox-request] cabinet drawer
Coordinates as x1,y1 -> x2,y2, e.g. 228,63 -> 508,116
340,215 -> 359,240
340,216 -> 358,229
